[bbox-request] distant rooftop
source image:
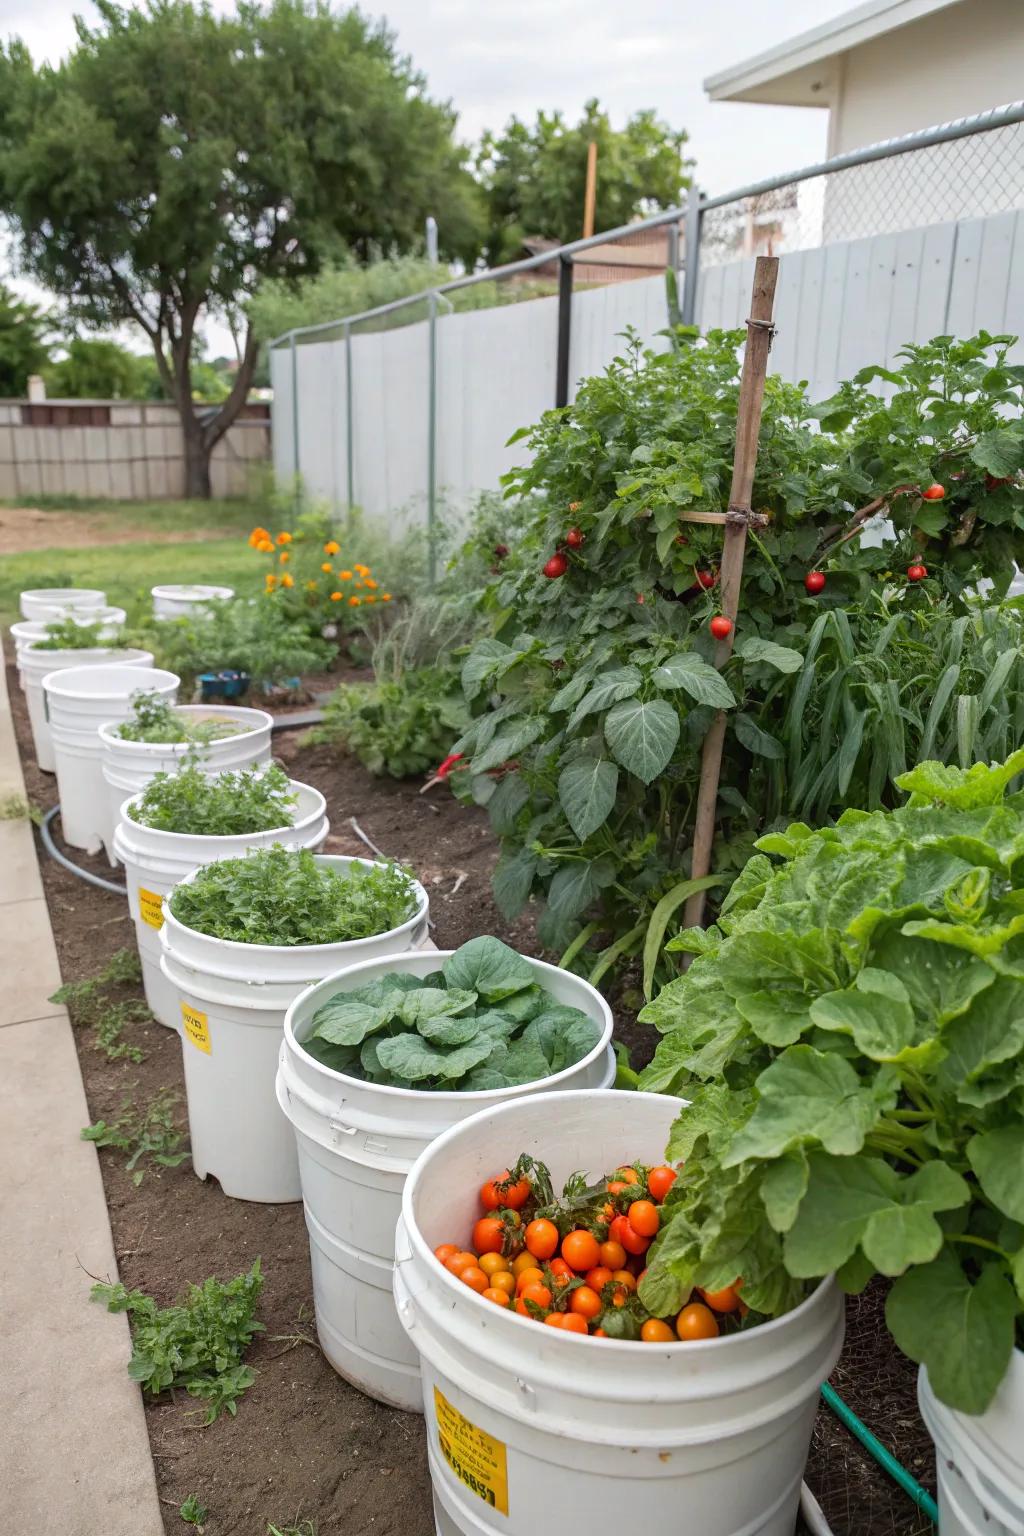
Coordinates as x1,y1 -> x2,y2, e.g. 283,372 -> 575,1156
704,0 -> 965,105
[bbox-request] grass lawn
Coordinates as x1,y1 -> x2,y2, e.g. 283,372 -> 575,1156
0,496 -> 270,624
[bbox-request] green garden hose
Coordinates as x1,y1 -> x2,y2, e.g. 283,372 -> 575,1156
821,1382 -> 939,1526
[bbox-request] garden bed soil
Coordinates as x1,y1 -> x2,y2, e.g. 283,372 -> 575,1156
8,658 -> 935,1536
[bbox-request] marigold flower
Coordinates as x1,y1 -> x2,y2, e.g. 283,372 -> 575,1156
365,595 -> 376,604
265,574 -> 277,589
321,561 -> 333,573
364,577 -> 378,590
330,591 -> 343,602
281,573 -> 294,588
381,593 -> 392,602
348,595 -> 361,607
354,563 -> 369,577
324,540 -> 340,555
276,531 -> 292,545
338,569 -> 353,581
279,551 -> 290,563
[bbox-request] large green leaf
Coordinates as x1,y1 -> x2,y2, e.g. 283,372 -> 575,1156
545,857 -> 616,923
310,993 -> 390,1046
558,756 -> 619,842
896,748 -> 1024,809
733,713 -> 786,760
970,424 -> 1024,479
652,651 -> 735,708
886,1252 -> 1018,1414
566,666 -> 642,732
938,977 -> 1024,1096
967,1126 -> 1024,1222
809,968 -> 918,1061
736,637 -> 805,674
375,1032 -> 496,1083
491,846 -> 538,920
470,716 -> 545,774
522,1009 -> 602,1073
441,936 -> 535,1001
461,639 -> 524,701
724,1047 -> 897,1165
604,697 -> 680,783
760,1150 -> 809,1233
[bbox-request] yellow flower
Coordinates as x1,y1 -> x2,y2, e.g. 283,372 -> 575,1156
276,531 -> 292,545
324,540 -> 340,556
364,577 -> 378,590
348,595 -> 361,607
382,592 -> 392,602
279,550 -> 290,564
265,574 -> 277,589
259,539 -> 275,553
330,591 -> 343,602
354,563 -> 369,577
248,525 -> 270,547
281,573 -> 294,588
305,580 -> 318,591
321,562 -> 333,573
338,569 -> 352,581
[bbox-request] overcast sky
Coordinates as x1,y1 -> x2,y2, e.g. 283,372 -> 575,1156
1,0 -> 857,352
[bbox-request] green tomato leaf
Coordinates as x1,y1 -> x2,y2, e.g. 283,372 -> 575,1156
970,424 -> 1024,480
652,651 -> 735,708
558,756 -> 619,842
735,637 -> 805,674
603,697 -> 680,784
886,1251 -> 1018,1414
565,666 -> 642,732
967,1126 -> 1024,1222
491,846 -> 538,920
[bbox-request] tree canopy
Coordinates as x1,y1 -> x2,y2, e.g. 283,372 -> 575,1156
475,99 -> 691,267
0,282 -> 50,396
0,0 -> 483,492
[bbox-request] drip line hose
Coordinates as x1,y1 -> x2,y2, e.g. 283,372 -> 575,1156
36,708 -> 324,895
822,1382 -> 939,1526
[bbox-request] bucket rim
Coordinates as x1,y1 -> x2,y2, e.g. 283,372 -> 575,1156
282,947 -> 615,1106
41,663 -> 178,697
116,776 -> 326,846
98,704 -> 273,754
151,582 -> 235,600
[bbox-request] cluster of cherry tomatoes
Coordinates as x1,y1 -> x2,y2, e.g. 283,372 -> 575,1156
432,1156 -> 744,1343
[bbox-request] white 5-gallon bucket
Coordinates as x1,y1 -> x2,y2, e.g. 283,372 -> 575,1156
277,952 -> 616,1413
151,583 -> 234,619
159,858 -> 431,1205
11,608 -> 127,692
113,777 -> 329,1028
19,587 -> 107,622
919,1354 -> 1024,1535
99,704 -> 273,854
25,645 -> 155,773
45,664 -> 178,851
396,1089 -> 844,1536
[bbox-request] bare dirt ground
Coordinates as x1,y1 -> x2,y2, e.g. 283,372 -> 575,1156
0,504 -> 232,554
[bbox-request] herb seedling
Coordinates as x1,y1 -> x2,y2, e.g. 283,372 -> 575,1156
82,1088 -> 190,1184
179,1495 -> 209,1528
169,846 -> 418,945
116,690 -> 250,745
128,764 -> 297,837
92,1260 -> 264,1422
51,949 -> 148,1062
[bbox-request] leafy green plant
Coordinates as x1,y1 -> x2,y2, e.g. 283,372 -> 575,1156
169,846 -> 418,945
92,1260 -> 264,1422
82,1087 -> 190,1184
31,616 -> 124,650
303,935 -> 602,1089
51,948 -> 148,1062
128,763 -> 297,836
0,791 -> 41,823
134,598 -> 333,688
638,749 -> 1024,1415
115,691 -> 250,745
179,1495 -> 209,1529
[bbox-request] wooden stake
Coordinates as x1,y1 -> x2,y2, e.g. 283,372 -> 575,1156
681,255 -> 780,933
582,141 -> 598,239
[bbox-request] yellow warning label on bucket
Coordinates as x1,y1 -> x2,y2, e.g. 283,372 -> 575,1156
181,1002 -> 211,1054
138,886 -> 165,930
434,1387 -> 509,1516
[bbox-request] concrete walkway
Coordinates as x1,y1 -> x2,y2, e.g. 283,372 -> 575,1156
0,642 -> 163,1536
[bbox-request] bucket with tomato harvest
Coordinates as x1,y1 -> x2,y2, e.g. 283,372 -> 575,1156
395,1089 -> 844,1536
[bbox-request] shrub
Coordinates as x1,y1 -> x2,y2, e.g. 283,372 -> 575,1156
638,749 -> 1024,1415
136,597 -> 333,688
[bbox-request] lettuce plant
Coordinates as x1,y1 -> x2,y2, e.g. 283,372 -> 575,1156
303,935 -> 602,1090
638,749 -> 1024,1415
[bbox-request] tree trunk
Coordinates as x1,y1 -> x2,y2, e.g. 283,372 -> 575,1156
181,410 -> 213,498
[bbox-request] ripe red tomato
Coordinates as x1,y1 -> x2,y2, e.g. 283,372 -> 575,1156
480,1171 -> 530,1210
515,1281 -> 552,1315
561,1230 -> 601,1273
804,570 -> 826,594
514,1267 -> 546,1294
609,1215 -> 649,1257
599,1240 -> 627,1272
696,568 -> 717,589
445,1251 -> 478,1277
524,1218 -> 560,1260
549,1257 -> 574,1282
543,553 -> 568,579
647,1166 -> 677,1203
570,1285 -> 602,1320
543,1311 -> 565,1328
585,1265 -> 614,1292
434,1243 -> 459,1265
922,483 -> 946,500
709,615 -> 733,639
907,563 -> 928,582
627,1200 -> 660,1239
472,1217 -> 506,1255
566,527 -> 585,548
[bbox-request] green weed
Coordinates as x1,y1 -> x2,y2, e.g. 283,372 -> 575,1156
81,1087 -> 190,1184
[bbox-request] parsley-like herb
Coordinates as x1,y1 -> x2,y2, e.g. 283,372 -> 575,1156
116,691 -> 251,745
128,764 -> 296,837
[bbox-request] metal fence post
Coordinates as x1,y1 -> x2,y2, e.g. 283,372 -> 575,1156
427,292 -> 438,588
290,331 -> 301,511
681,189 -> 703,327
344,320 -> 354,524
555,255 -> 574,408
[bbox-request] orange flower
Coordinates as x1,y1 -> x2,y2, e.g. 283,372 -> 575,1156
265,574 -> 277,590
365,595 -> 376,604
321,562 -> 333,573
354,563 -> 369,577
248,525 -> 270,547
281,573 -> 294,588
276,531 -> 292,545
348,595 -> 361,607
279,551 -> 290,564
330,591 -> 343,602
364,577 -> 378,590
338,569 -> 352,581
324,540 -> 340,556
382,592 -> 392,602
258,539 -> 275,553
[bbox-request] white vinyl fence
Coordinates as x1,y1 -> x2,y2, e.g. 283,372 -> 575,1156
272,207 -> 1024,528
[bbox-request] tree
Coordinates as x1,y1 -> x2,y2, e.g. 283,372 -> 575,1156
0,282 -> 49,395
475,100 -> 692,266
44,337 -> 151,399
0,1 -> 484,495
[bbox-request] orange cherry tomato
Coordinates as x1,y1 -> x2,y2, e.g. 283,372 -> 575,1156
561,1230 -> 600,1273
434,1243 -> 459,1265
478,1252 -> 510,1278
641,1319 -> 676,1343
607,1181 -> 629,1197
549,1258 -> 574,1282
615,1167 -> 640,1185
490,1271 -> 516,1297
647,1166 -> 677,1203
480,1171 -> 530,1211
516,1282 -> 552,1315
610,1215 -> 649,1257
627,1200 -> 660,1239
525,1219 -> 560,1261
585,1266 -> 614,1292
460,1266 -> 489,1294
543,1311 -> 565,1328
473,1217 -> 506,1255
699,1282 -> 743,1313
601,1202 -> 615,1223
445,1251 -> 478,1277
515,1267 -> 546,1295
569,1285 -> 603,1320
611,1269 -> 637,1292
599,1240 -> 626,1272
482,1286 -> 510,1307
512,1251 -> 541,1278
560,1312 -> 589,1334
593,1327 -> 608,1338
676,1303 -> 720,1341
